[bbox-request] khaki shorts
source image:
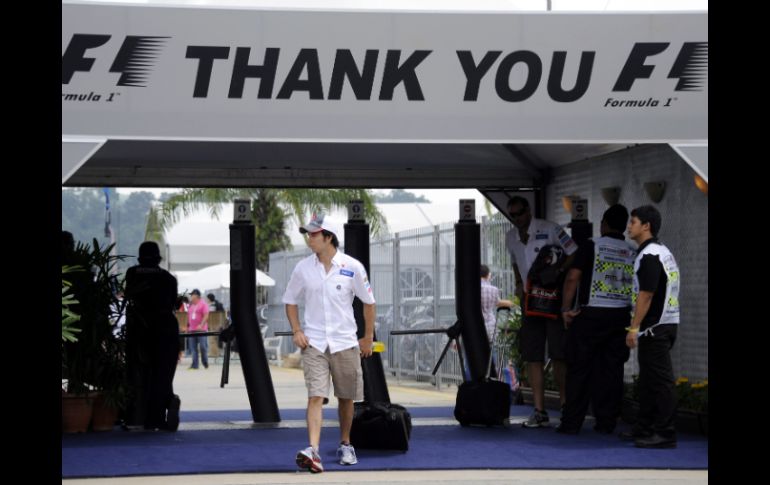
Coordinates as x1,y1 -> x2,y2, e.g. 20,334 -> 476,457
301,345 -> 363,401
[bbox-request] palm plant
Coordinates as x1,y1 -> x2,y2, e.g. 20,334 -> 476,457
62,239 -> 129,410
151,188 -> 387,271
62,265 -> 82,343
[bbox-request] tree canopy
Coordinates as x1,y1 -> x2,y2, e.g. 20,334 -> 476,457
153,188 -> 387,271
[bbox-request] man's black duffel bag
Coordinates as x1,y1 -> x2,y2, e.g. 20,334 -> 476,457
350,401 -> 412,451
454,379 -> 511,427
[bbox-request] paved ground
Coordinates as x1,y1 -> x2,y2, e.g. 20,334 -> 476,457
63,355 -> 708,485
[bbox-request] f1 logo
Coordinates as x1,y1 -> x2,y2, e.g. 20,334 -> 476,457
62,34 -> 170,87
613,42 -> 708,92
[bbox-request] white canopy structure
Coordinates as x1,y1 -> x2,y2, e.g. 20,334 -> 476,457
177,263 -> 276,293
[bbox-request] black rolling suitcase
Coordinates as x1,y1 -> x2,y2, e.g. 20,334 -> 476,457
350,401 -> 412,451
453,326 -> 511,427
454,379 -> 511,426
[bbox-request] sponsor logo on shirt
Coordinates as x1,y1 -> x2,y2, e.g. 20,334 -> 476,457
536,233 -> 548,240
557,229 -> 576,250
339,269 -> 354,277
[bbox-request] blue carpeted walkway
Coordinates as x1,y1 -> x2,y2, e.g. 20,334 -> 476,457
62,406 -> 708,478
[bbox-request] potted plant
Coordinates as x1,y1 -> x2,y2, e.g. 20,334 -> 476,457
62,265 -> 81,343
62,239 -> 129,432
621,374 -> 708,436
499,299 -> 526,404
62,264 -> 92,433
674,377 -> 708,436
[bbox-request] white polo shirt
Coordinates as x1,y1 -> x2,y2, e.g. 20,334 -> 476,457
505,218 -> 577,279
282,250 -> 376,354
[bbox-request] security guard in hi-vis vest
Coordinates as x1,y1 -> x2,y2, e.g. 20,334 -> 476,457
622,205 -> 681,449
557,204 -> 635,436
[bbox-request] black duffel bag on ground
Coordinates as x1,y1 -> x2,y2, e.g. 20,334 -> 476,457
350,401 -> 412,452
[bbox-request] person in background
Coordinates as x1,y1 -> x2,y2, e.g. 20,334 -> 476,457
207,293 -> 225,312
175,295 -> 189,362
480,264 -> 513,344
283,213 -> 375,473
622,205 -> 681,449
187,289 -> 210,370
124,241 -> 181,431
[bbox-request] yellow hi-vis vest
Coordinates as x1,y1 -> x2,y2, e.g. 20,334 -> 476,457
587,236 -> 636,308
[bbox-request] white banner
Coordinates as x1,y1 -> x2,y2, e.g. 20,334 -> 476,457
62,4 -> 707,143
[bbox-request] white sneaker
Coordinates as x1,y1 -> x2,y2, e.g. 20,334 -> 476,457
337,442 -> 358,465
295,446 -> 323,473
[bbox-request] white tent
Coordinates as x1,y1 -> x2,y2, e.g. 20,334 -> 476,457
177,263 -> 276,292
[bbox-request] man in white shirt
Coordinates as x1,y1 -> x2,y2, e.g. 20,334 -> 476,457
505,196 -> 577,428
283,213 -> 375,473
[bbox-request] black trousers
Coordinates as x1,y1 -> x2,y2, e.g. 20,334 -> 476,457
126,318 -> 179,429
144,328 -> 180,429
636,324 -> 678,439
562,307 -> 630,431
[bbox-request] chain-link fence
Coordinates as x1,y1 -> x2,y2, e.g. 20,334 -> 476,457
267,213 -> 517,389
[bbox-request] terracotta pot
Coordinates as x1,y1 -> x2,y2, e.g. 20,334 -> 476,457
91,394 -> 119,431
62,393 -> 94,433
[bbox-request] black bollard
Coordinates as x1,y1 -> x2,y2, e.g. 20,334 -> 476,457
229,200 -> 280,423
344,203 -> 391,404
455,201 -> 495,382
567,197 -> 592,247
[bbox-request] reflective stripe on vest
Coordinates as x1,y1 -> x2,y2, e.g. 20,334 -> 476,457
587,236 -> 636,308
632,242 -> 680,325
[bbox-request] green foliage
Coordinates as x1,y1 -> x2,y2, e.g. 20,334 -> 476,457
499,299 -> 526,383
115,191 -> 155,270
252,190 -> 292,270
62,265 -> 82,343
62,188 -> 112,251
62,239 -> 129,409
675,377 -> 708,414
498,298 -> 561,391
62,188 -> 155,273
624,375 -> 708,415
154,188 -> 387,271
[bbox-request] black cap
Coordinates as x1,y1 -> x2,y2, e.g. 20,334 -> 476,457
190,289 -> 201,296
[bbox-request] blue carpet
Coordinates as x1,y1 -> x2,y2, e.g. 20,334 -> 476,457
62,407 -> 708,478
